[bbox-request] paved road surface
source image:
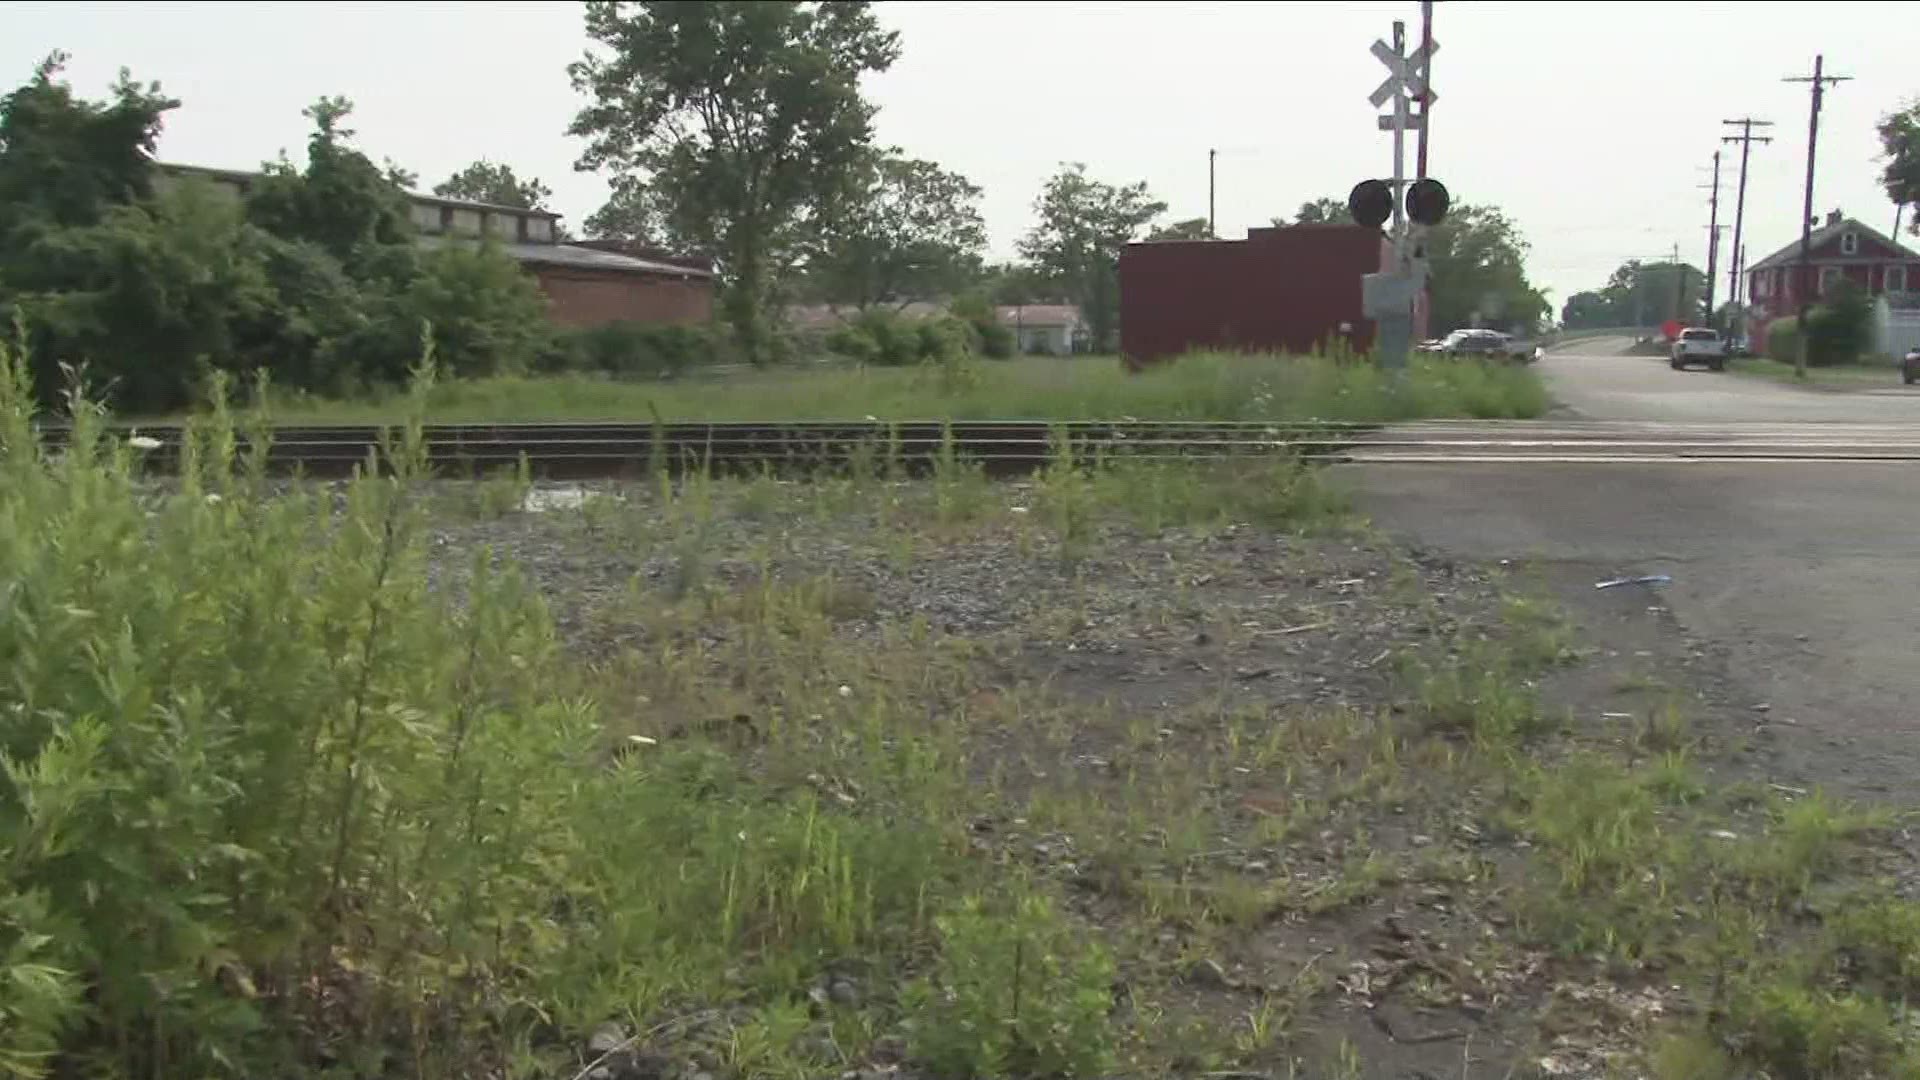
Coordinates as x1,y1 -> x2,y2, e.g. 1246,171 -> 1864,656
1534,336 -> 1920,423
1348,338 -> 1920,795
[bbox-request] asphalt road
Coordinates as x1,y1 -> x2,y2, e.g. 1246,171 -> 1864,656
1347,338 -> 1920,795
1533,336 -> 1920,422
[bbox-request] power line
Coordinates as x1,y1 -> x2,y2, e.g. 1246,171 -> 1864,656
1783,55 -> 1851,378
1721,117 -> 1774,343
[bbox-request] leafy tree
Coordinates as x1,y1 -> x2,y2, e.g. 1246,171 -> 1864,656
435,159 -> 553,210
1422,204 -> 1550,334
1879,99 -> 1920,235
2,70 -> 549,410
583,174 -> 660,243
979,261 -> 1063,306
245,97 -> 414,268
1281,197 -> 1350,226
0,52 -> 177,235
568,1 -> 901,362
8,180 -> 282,408
806,153 -> 987,308
1148,216 -> 1211,241
1017,162 -> 1166,352
1560,290 -> 1612,330
1559,260 -> 1710,331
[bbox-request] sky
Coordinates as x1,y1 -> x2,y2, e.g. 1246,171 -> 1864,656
4,1 -> 1914,312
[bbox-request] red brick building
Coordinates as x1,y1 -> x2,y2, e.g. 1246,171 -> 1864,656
507,237 -> 714,328
1745,211 -> 1919,320
1118,224 -> 1386,366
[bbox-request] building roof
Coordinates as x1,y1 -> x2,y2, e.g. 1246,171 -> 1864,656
995,304 -> 1082,328
1746,215 -> 1920,273
418,234 -> 713,279
155,160 -> 560,220
786,302 -> 949,330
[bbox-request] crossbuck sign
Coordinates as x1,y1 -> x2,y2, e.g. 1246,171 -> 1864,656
1368,37 -> 1438,109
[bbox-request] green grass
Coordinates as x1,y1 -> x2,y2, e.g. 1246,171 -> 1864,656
247,351 -> 1549,424
1728,355 -> 1902,389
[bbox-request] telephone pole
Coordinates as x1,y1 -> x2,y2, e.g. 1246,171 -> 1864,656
1208,148 -> 1217,238
1784,55 -> 1851,378
1702,151 -> 1722,327
1721,118 -> 1773,344
1671,242 -> 1684,325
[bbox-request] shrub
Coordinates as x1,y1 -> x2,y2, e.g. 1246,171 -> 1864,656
949,292 -> 1013,359
1765,317 -> 1800,364
824,309 -> 978,368
1806,279 -> 1874,366
1764,281 -> 1875,367
0,342 -> 968,1075
904,893 -> 1116,1078
556,320 -> 726,379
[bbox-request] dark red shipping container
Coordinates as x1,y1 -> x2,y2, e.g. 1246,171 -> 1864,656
1119,224 -> 1385,368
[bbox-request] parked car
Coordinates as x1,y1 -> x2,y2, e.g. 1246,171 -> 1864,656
1669,328 -> 1727,371
1439,330 -> 1503,360
1903,347 -> 1920,385
1437,329 -> 1533,363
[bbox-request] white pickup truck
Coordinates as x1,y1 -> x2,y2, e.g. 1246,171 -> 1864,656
1669,328 -> 1727,372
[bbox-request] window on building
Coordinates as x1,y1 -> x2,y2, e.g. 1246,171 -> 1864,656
410,203 -> 442,233
1819,266 -> 1840,294
525,217 -> 554,243
1754,272 -> 1769,298
449,208 -> 483,236
1888,265 -> 1909,294
1841,231 -> 1859,255
487,212 -> 518,240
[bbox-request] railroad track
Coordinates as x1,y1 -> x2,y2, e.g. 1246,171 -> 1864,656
32,419 -> 1920,477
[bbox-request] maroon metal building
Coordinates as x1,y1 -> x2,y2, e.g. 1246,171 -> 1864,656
1119,224 -> 1386,367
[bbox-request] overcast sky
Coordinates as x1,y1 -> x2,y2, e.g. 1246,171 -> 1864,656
5,1 -> 1914,309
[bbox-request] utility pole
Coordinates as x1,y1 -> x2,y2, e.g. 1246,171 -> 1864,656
1702,151 -> 1722,327
1208,148 -> 1217,239
1721,118 -> 1773,344
1416,0 -> 1435,177
1671,242 -> 1684,325
1785,55 -> 1851,378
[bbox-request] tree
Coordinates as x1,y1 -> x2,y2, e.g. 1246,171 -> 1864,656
806,153 -> 987,308
583,175 -> 661,244
1561,290 -> 1612,330
1281,197 -> 1350,226
1017,163 -> 1166,352
1422,204 -> 1550,334
1148,217 -> 1211,241
979,261 -> 1063,306
0,52 -> 177,236
435,159 -> 553,210
245,97 -> 414,269
1879,99 -> 1920,235
568,1 -> 901,362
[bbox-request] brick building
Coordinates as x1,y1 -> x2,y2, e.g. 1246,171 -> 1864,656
155,163 -> 714,328
1118,224 -> 1388,367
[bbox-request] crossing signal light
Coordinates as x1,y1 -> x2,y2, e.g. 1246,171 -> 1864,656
1406,178 -> 1451,227
1347,179 -> 1392,229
